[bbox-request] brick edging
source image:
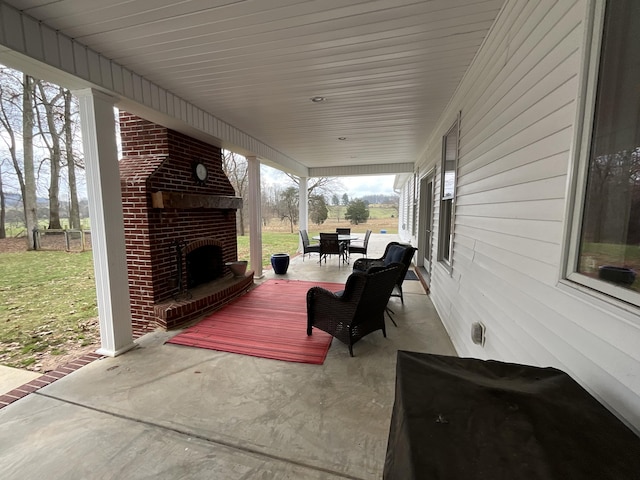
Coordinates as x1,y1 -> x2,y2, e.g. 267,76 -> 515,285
0,352 -> 104,409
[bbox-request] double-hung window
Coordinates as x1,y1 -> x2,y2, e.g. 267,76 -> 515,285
438,115 -> 460,268
567,0 -> 640,306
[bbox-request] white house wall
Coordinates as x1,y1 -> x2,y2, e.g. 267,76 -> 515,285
399,0 -> 640,433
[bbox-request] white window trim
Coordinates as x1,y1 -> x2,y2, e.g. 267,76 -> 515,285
562,0 -> 640,308
437,112 -> 460,271
411,172 -> 418,236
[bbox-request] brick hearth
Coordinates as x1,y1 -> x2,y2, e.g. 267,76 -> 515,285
118,112 -> 252,336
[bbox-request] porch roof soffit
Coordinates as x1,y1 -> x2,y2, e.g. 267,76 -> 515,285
309,162 -> 414,178
0,2 -> 309,177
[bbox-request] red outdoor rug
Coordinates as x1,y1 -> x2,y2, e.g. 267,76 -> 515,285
167,279 -> 343,364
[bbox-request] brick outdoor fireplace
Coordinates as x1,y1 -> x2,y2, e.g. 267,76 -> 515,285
119,113 -> 254,337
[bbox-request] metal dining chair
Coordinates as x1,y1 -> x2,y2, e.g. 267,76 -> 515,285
348,229 -> 371,259
336,227 -> 352,261
299,229 -> 320,261
319,233 -> 344,267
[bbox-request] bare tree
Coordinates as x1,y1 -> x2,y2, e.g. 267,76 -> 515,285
260,182 -> 283,227
35,81 -> 64,229
0,69 -> 39,246
22,74 -> 38,248
331,193 -> 341,222
222,150 -> 248,235
284,173 -> 344,198
63,89 -> 81,229
1,65 -> 87,238
278,186 -> 299,233
0,160 -> 5,238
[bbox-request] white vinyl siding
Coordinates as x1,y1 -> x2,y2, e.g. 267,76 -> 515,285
405,0 -> 640,433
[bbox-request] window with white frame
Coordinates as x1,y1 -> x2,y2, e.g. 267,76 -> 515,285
438,115 -> 460,267
412,173 -> 418,236
568,0 -> 640,306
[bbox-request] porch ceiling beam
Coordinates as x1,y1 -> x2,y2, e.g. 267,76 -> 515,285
0,2 -> 308,177
309,162 -> 414,178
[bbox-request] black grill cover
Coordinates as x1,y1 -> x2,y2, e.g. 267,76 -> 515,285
384,351 -> 640,480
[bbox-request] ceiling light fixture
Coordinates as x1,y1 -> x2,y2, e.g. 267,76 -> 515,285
338,137 -> 347,141
310,96 -> 326,103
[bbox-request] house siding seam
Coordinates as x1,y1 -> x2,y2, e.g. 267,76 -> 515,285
399,0 -> 640,434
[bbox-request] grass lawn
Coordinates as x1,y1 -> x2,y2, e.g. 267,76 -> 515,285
0,250 -> 99,369
237,232 -> 300,269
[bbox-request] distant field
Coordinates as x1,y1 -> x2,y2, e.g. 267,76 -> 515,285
237,205 -> 398,268
260,204 -> 398,235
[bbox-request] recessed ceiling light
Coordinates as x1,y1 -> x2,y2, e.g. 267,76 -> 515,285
338,137 -> 347,141
310,96 -> 326,103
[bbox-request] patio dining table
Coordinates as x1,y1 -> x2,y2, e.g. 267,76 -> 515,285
312,234 -> 359,264
311,235 -> 359,242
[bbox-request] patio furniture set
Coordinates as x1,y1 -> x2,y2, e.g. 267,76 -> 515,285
300,228 -> 372,266
305,239 -> 417,357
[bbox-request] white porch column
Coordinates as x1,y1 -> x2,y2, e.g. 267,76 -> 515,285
75,89 -> 136,357
298,177 -> 309,252
247,156 -> 263,278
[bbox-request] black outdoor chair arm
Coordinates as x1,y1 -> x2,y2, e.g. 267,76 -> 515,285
306,271 -> 366,307
306,274 -> 367,334
307,286 -> 355,315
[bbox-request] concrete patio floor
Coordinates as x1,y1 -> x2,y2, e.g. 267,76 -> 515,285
0,234 -> 456,479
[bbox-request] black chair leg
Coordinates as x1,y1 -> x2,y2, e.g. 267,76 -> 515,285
386,307 -> 397,327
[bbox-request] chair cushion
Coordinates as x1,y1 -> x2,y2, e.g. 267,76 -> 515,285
384,245 -> 406,266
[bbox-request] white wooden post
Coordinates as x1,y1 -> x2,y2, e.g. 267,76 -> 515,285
298,177 -> 309,252
75,89 -> 136,357
247,156 -> 263,278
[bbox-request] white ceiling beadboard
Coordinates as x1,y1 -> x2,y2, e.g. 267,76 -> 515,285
3,0 -> 504,173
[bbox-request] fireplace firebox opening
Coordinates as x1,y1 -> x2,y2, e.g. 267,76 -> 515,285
186,245 -> 224,288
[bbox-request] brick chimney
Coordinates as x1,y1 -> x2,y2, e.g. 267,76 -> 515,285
119,113 -> 252,336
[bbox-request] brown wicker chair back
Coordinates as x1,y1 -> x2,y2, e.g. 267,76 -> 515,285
306,263 -> 403,356
352,242 -> 416,303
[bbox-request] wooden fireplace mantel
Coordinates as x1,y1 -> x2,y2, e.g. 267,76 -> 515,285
151,191 -> 243,210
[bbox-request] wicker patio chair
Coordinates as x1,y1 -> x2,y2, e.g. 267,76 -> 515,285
353,242 -> 417,325
299,229 -> 320,261
306,263 -> 403,356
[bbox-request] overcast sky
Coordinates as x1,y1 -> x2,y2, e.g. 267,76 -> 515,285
260,164 -> 397,199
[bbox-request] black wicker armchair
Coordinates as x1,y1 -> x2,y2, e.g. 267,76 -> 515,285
353,242 -> 417,305
306,263 -> 403,356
